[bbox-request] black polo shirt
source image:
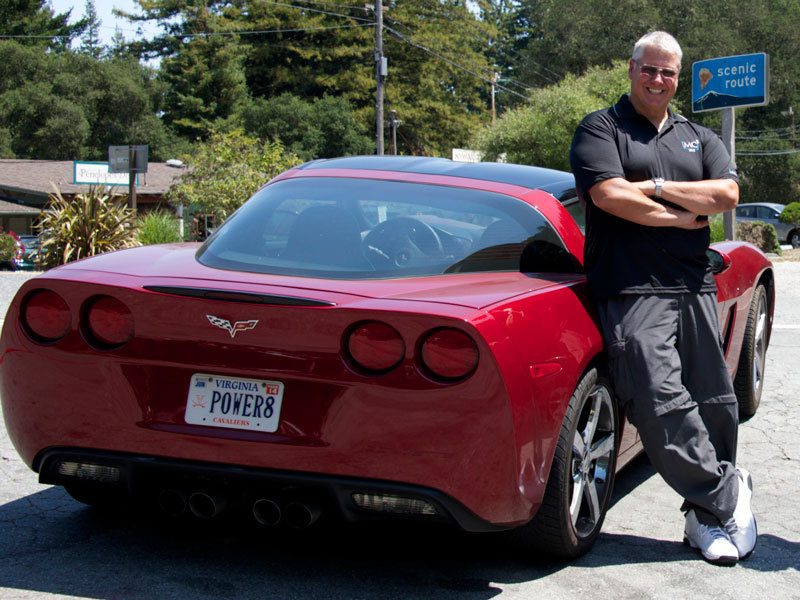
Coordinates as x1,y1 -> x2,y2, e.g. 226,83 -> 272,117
570,94 -> 738,298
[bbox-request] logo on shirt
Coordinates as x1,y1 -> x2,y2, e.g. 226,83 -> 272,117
682,139 -> 700,152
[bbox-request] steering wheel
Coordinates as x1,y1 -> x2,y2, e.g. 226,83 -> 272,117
363,217 -> 444,267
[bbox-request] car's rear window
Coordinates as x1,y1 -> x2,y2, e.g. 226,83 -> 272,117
197,177 -> 579,279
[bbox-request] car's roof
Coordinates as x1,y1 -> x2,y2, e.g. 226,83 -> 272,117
738,202 -> 785,210
295,156 -> 576,198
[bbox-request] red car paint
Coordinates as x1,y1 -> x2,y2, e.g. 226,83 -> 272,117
0,158 -> 774,532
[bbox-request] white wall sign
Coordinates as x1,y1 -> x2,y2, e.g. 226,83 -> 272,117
73,161 -> 137,186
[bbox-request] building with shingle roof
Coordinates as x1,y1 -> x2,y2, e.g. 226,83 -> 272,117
0,159 -> 186,234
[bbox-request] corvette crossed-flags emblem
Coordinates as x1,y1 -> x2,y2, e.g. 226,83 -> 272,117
206,314 -> 259,338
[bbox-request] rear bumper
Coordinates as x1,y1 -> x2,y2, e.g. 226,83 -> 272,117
36,447 -> 509,532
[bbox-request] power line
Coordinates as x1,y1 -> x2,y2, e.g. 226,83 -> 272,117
383,25 -> 529,100
0,23 -> 374,41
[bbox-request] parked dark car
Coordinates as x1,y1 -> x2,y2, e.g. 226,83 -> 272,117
736,202 -> 800,248
14,235 -> 41,271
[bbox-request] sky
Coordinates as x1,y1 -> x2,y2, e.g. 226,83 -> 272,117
47,0 -> 160,46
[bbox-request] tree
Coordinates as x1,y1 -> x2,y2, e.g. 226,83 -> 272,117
0,0 -> 85,51
79,0 -> 103,59
0,41 -> 172,161
119,1 -> 248,139
167,130 -> 301,223
472,61 -> 630,170
123,0 -> 498,156
241,93 -> 372,160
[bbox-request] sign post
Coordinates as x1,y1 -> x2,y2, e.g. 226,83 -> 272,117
692,53 -> 769,241
109,145 -> 148,211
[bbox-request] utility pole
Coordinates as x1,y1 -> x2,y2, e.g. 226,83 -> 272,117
374,0 -> 385,155
491,72 -> 499,127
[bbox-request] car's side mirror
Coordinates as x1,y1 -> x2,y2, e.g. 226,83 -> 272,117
707,248 -> 732,274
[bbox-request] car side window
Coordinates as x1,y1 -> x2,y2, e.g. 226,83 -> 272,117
737,205 -> 755,218
755,206 -> 775,220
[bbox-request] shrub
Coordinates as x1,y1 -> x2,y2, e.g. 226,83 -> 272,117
167,129 -> 301,225
737,220 -> 781,255
39,186 -> 140,267
709,214 -> 724,243
137,209 -> 182,245
0,228 -> 19,263
779,201 -> 800,225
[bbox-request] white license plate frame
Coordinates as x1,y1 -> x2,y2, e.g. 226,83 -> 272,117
184,373 -> 284,433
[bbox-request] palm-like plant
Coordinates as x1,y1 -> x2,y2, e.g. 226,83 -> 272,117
39,186 -> 140,267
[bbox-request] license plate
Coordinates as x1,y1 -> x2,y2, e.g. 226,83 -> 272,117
185,374 -> 284,433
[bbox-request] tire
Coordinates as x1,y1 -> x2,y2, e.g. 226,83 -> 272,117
734,284 -> 769,418
789,230 -> 800,249
525,367 -> 618,558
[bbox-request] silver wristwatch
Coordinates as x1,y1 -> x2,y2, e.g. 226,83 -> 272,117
653,177 -> 664,199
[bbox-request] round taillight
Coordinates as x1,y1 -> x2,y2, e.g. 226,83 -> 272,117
23,290 -> 71,342
347,321 -> 405,373
86,296 -> 133,346
420,328 -> 478,380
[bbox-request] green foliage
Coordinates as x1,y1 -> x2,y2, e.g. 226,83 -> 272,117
241,93 -> 372,161
709,214 -> 725,244
167,130 -> 301,223
0,42 -> 170,160
0,229 -> 19,263
0,0 -> 84,52
79,0 -> 103,59
137,209 -> 183,245
472,61 -> 630,170
39,186 -> 140,267
779,202 -> 800,225
127,0 -> 496,156
737,220 -> 782,255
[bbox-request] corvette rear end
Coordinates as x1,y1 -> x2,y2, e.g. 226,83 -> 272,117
0,245 -> 587,531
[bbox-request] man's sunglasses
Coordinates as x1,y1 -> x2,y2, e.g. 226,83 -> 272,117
635,62 -> 679,80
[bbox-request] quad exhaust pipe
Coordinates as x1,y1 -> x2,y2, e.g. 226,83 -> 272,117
157,488 -> 321,528
252,498 -> 321,528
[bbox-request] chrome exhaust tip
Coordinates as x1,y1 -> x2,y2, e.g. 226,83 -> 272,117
284,501 -> 321,529
252,498 -> 282,526
188,491 -> 227,519
158,489 -> 188,516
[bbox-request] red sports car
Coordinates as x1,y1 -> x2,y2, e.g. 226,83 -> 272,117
0,157 -> 774,558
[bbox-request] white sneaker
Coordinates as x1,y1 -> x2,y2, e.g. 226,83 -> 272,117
725,467 -> 758,559
684,509 -> 738,565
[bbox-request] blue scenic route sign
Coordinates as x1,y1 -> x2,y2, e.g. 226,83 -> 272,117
692,53 -> 769,113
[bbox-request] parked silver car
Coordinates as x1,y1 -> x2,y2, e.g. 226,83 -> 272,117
736,202 -> 800,248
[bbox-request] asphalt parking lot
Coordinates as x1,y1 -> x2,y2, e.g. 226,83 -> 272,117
0,264 -> 798,600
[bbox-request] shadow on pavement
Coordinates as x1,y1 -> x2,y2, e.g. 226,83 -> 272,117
0,469 -> 794,600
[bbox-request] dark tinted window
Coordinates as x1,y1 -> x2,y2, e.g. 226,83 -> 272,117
755,206 -> 779,220
736,205 -> 755,218
197,177 -> 579,279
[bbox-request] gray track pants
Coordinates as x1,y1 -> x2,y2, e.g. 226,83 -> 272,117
597,292 -> 739,524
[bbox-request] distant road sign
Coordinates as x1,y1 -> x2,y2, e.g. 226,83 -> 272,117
108,145 -> 149,174
692,53 -> 769,113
